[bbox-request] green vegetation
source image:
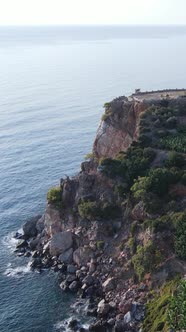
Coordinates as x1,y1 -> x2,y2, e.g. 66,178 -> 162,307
78,201 -> 98,220
99,146 -> 156,192
174,212 -> 186,259
132,240 -> 162,281
47,186 -> 62,204
131,168 -> 179,199
78,200 -> 120,221
101,102 -> 112,121
166,151 -> 185,168
168,280 -> 186,330
85,152 -> 94,160
143,279 -> 179,332
160,132 -> 186,153
96,240 -> 105,250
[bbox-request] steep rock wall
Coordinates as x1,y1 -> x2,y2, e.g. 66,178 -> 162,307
93,98 -> 147,159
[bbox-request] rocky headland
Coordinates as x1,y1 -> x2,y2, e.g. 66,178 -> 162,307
15,89 -> 186,332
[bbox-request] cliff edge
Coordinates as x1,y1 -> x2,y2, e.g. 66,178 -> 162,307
16,89 -> 186,332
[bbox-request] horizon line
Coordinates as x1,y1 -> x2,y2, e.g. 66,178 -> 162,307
1,23 -> 186,27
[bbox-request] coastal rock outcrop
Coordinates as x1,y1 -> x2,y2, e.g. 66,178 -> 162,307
16,89 -> 186,332
93,98 -> 146,159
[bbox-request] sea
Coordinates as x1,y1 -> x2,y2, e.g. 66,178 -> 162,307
0,25 -> 186,332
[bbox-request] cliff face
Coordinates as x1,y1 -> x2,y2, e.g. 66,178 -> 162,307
18,90 -> 186,332
93,98 -> 147,159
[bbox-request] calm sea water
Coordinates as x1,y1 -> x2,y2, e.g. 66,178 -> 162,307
0,25 -> 186,332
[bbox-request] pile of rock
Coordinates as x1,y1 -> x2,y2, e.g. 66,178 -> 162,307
14,216 -> 146,331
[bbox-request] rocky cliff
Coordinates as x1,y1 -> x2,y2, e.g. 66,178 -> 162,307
15,90 -> 186,332
93,97 -> 147,159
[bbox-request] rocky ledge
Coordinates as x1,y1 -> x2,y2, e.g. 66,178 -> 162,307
15,90 -> 186,332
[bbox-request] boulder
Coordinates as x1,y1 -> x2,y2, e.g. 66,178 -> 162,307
30,257 -> 42,269
73,246 -> 94,267
29,237 -> 40,251
69,281 -> 80,292
58,248 -> 73,264
123,311 -> 132,324
68,318 -> 79,330
16,239 -> 28,249
60,280 -> 69,291
23,215 -> 41,239
67,264 -> 77,274
36,215 -> 45,233
44,205 -> 63,237
66,274 -> 76,283
49,231 -> 73,256
82,274 -> 94,286
89,320 -> 107,332
102,277 -> 115,292
97,299 -> 110,316
118,299 -> 132,315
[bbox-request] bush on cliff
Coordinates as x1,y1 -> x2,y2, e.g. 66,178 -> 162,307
143,278 -> 179,332
78,201 -> 98,220
166,151 -> 185,168
132,241 -> 162,281
47,187 -> 62,204
159,132 -> 186,153
99,146 -> 156,191
132,168 -> 179,199
168,279 -> 186,330
78,200 -> 120,221
173,211 -> 186,259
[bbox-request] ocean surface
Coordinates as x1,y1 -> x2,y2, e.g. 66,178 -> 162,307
0,25 -> 186,332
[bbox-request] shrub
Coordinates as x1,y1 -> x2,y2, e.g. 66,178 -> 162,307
143,278 -> 179,332
165,116 -> 177,129
138,134 -> 151,147
99,158 -> 123,178
168,280 -> 186,330
131,168 -> 178,198
166,151 -> 185,168
173,212 -> 186,259
147,168 -> 179,196
132,241 -> 162,281
102,112 -> 112,121
85,152 -> 94,160
160,133 -> 186,153
96,240 -> 105,250
78,201 -> 98,220
181,172 -> 186,185
156,129 -> 168,138
150,215 -> 172,232
47,187 -> 62,203
78,201 -> 120,221
143,147 -> 156,162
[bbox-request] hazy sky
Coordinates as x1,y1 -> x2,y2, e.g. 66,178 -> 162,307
0,0 -> 186,26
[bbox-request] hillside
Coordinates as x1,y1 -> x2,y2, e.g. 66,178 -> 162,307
16,90 -> 186,332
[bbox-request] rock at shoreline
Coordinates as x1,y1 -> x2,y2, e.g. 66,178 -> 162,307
23,215 -> 41,239
97,299 -> 110,316
73,246 -> 94,267
102,277 -> 115,292
16,239 -> 28,249
59,248 -> 73,264
49,231 -> 73,256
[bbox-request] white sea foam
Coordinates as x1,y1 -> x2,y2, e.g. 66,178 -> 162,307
54,317 -> 89,331
2,228 -> 23,253
4,263 -> 31,278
